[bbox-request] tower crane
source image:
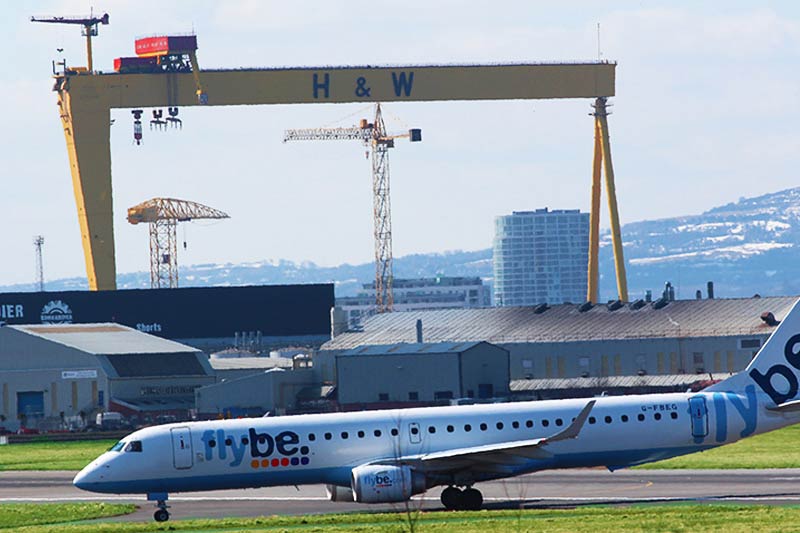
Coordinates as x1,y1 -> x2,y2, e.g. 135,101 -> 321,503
31,12 -> 109,72
284,104 -> 421,313
127,198 -> 229,289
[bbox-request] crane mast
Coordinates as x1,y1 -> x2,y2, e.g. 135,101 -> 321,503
127,198 -> 230,289
284,104 -> 421,313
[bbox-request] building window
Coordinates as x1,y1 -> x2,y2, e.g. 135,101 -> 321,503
522,359 -> 533,369
378,393 -> 389,401
740,339 -> 761,349
692,352 -> 705,373
434,391 -> 453,400
408,391 -> 419,401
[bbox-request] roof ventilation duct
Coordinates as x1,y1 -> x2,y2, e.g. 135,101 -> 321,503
760,312 -> 780,327
578,302 -> 593,313
534,303 -> 550,314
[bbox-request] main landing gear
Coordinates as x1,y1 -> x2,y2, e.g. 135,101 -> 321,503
440,485 -> 483,511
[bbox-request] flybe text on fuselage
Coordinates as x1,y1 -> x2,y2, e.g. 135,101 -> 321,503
200,428 -> 311,467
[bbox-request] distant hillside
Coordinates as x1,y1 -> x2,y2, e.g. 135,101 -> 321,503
4,188 -> 800,301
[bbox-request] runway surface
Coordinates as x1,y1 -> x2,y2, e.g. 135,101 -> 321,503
3,469 -> 800,522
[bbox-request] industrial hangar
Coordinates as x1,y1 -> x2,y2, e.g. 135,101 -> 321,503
0,323 -> 214,432
319,296 -> 795,402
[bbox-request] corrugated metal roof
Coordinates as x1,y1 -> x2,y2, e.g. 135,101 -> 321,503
511,373 -> 726,391
10,323 -> 199,355
209,357 -> 293,370
325,296 -> 797,350
339,341 -> 484,357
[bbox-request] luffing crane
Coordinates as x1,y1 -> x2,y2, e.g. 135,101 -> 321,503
127,198 -> 229,289
31,12 -> 109,72
284,104 -> 422,313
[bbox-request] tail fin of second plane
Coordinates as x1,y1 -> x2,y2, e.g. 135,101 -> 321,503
708,298 -> 800,408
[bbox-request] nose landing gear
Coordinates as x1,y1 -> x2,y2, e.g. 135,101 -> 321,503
440,485 -> 483,511
147,492 -> 171,522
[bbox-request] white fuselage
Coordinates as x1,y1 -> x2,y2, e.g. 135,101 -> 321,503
73,386 -> 792,496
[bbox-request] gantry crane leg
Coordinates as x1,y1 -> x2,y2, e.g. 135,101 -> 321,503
57,83 -> 117,291
587,97 -> 628,303
586,119 -> 603,304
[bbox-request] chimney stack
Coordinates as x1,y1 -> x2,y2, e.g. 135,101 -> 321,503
416,319 -> 423,343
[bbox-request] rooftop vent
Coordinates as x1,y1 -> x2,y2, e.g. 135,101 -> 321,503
534,303 -> 550,314
578,302 -> 593,313
652,298 -> 669,310
629,299 -> 645,310
606,300 -> 623,312
761,311 -> 780,327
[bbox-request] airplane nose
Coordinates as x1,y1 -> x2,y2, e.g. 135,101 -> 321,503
73,461 -> 110,492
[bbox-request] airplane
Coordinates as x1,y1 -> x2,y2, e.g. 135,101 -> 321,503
74,298 -> 800,522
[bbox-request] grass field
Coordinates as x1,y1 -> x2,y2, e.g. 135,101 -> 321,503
4,424 -> 800,471
0,503 -> 134,530
3,504 -> 800,532
0,440 -> 115,471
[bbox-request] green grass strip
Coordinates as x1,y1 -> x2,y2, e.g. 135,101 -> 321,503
0,503 -> 134,530
7,504 -> 800,533
0,440 -> 116,471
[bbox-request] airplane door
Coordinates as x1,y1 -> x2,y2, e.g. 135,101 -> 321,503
688,396 -> 708,438
408,422 -> 422,445
170,427 -> 193,470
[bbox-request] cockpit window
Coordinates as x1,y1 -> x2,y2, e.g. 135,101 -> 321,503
110,441 -> 125,452
124,440 -> 143,452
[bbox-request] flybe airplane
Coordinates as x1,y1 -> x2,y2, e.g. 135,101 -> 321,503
74,299 -> 800,522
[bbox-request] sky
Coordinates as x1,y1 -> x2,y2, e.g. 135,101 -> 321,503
2,1 -> 800,286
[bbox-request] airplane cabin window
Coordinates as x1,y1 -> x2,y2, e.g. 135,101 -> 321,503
324,432 -> 332,440
209,440 -> 216,448
670,412 -> 678,420
542,420 -> 550,427
604,416 -> 612,424
621,415 -> 629,422
125,441 -> 142,452
525,420 -> 533,428
110,441 -> 125,452
411,427 -> 419,435
341,432 -> 349,439
589,417 -> 596,424
447,425 -> 455,432
512,421 -> 519,429
464,424 -> 472,432
358,430 -> 365,438
480,423 -> 488,431
428,426 -> 436,434
637,414 -> 645,421
654,413 -> 662,421
391,428 -> 398,436
496,422 -> 504,430
555,419 -> 563,426
308,433 -> 316,441
374,429 -> 382,437
225,438 -> 232,446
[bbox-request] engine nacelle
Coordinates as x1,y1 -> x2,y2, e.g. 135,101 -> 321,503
351,464 -> 426,503
326,484 -> 355,502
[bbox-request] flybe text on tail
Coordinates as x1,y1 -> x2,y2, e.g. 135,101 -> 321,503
750,334 -> 800,405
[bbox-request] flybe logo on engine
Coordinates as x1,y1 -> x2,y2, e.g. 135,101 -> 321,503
750,334 -> 800,405
201,428 -> 310,468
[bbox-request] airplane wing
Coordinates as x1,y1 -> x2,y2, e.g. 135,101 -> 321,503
394,400 -> 595,475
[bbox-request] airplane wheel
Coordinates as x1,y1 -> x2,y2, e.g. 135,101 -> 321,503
462,487 -> 483,511
440,486 -> 462,510
154,509 -> 170,522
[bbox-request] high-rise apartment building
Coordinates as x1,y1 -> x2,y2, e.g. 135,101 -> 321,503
493,208 -> 589,306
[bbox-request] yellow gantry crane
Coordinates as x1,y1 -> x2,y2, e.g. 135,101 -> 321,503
31,12 -> 109,72
284,104 -> 422,312
127,198 -> 229,289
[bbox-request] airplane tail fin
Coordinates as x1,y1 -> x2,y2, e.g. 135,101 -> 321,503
707,298 -> 800,407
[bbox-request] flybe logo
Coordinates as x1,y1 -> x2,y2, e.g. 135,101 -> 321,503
201,428 -> 310,468
749,334 -> 800,405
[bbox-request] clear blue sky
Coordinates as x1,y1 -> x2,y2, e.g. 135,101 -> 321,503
2,1 -> 799,285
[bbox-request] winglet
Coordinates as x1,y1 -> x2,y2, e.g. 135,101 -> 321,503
544,400 -> 596,443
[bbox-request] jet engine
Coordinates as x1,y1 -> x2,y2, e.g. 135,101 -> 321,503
350,464 -> 426,503
325,484 -> 355,502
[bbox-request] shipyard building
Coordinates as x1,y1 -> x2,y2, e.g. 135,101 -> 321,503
320,296 -> 793,402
